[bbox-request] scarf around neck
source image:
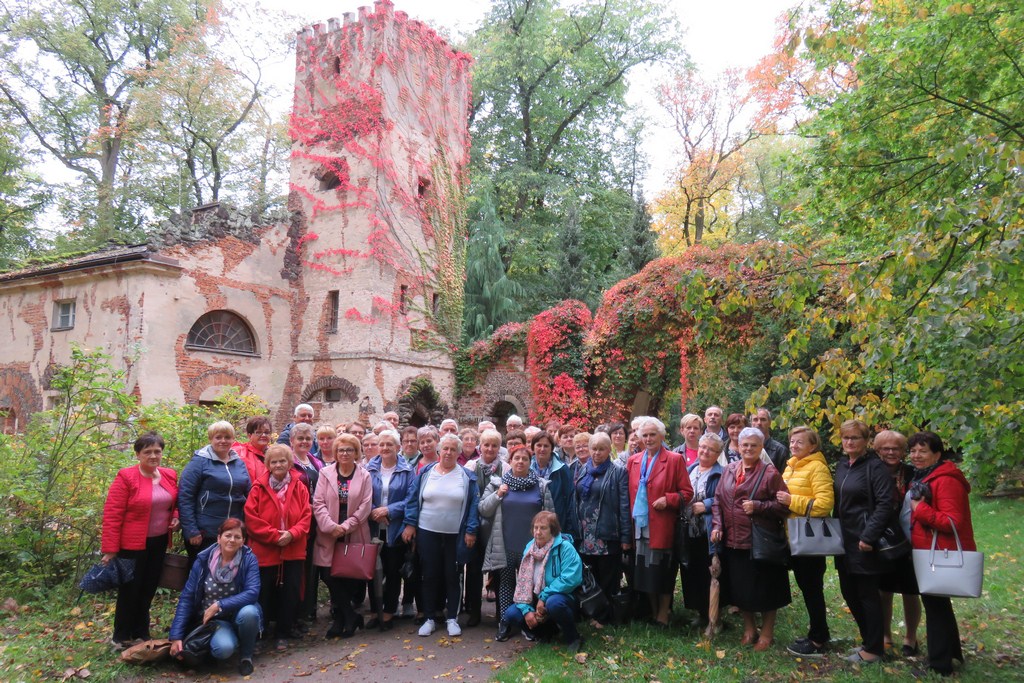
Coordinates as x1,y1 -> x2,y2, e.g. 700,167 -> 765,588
631,448 -> 660,530
208,546 -> 241,583
579,458 -> 611,500
513,538 -> 554,604
502,469 -> 539,492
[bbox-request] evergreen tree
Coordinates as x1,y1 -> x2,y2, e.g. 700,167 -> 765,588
551,204 -> 590,304
622,191 -> 658,274
463,191 -> 524,342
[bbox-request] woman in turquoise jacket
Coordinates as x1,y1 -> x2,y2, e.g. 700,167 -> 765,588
495,511 -> 583,651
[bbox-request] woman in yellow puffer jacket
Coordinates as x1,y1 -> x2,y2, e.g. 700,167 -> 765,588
775,426 -> 834,658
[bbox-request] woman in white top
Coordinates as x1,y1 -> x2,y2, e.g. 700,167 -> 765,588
402,433 -> 479,638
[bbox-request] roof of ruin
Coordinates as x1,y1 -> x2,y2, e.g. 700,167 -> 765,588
0,244 -> 179,283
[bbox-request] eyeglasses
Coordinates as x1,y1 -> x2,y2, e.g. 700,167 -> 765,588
254,430 -> 272,436
336,447 -> 356,455
841,436 -> 866,442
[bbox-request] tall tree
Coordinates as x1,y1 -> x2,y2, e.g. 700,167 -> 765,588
550,204 -> 589,304
0,113 -> 49,268
652,68 -> 759,248
747,0 -> 1024,491
0,0 -> 212,242
621,191 -> 658,274
463,190 -> 525,341
466,0 -> 680,313
128,3 -> 290,220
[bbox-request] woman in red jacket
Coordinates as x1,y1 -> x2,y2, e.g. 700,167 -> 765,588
101,432 -> 179,649
908,431 -> 975,677
627,416 -> 693,627
243,444 -> 311,651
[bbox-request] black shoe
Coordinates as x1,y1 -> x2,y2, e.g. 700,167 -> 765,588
341,614 -> 364,638
787,639 -> 827,657
496,620 -> 512,642
522,627 -> 537,642
466,612 -> 481,628
381,618 -> 395,631
325,621 -> 344,639
238,659 -> 254,676
414,613 -> 427,626
365,617 -> 381,630
567,638 -> 584,653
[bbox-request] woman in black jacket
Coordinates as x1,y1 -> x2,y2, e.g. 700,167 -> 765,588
833,419 -> 898,664
574,432 -> 631,622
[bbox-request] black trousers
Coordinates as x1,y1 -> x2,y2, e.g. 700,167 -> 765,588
301,518 -> 319,620
323,569 -> 364,627
368,542 -> 407,615
581,549 -> 622,623
259,560 -> 304,637
418,529 -> 461,620
792,555 -> 830,644
837,567 -> 884,656
921,594 -> 963,675
113,535 -> 166,641
464,533 -> 488,618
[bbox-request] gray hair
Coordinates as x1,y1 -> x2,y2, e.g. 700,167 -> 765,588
589,432 -> 612,450
377,429 -> 401,447
506,414 -> 523,427
753,407 -> 772,420
738,427 -> 765,444
699,432 -> 724,452
291,422 -> 315,440
294,403 -> 314,416
440,418 -> 458,428
479,429 -> 502,446
417,425 -> 439,440
633,416 -> 667,437
438,433 -> 463,452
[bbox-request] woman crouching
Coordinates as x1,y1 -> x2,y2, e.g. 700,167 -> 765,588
496,511 -> 584,652
169,519 -> 261,676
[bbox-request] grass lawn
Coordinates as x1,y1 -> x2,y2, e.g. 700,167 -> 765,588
0,496 -> 1021,682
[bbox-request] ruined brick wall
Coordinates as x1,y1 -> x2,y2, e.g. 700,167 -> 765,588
455,354 -> 533,429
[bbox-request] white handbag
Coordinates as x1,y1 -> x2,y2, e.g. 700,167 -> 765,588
911,519 -> 983,598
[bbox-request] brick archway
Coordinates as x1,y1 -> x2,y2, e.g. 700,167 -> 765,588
0,366 -> 42,433
185,369 -> 251,404
300,376 -> 360,404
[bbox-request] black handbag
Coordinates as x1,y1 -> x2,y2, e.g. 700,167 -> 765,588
866,470 -> 911,561
79,557 -> 136,593
747,463 -> 790,566
179,622 -> 216,668
573,565 -> 608,619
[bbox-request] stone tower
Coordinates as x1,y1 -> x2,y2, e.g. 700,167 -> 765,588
283,0 -> 471,425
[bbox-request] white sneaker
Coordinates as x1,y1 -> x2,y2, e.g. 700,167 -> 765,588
446,619 -> 462,637
418,619 -> 436,637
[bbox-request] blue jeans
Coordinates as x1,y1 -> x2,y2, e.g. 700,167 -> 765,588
501,593 -> 579,643
210,605 -> 260,661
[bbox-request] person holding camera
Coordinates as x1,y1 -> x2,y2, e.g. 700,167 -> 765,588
907,431 -> 975,677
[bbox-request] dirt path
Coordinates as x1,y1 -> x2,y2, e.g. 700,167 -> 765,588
167,613 -> 531,683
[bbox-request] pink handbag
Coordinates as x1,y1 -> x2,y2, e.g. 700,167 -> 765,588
330,541 -> 378,581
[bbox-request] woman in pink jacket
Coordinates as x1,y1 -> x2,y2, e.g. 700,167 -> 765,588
312,433 -> 372,639
101,432 -> 179,649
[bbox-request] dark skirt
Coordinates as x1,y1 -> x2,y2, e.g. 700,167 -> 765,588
722,546 -> 791,612
634,537 -> 675,594
878,554 -> 920,595
681,533 -> 712,614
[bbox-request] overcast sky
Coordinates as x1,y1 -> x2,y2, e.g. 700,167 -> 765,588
259,0 -> 796,194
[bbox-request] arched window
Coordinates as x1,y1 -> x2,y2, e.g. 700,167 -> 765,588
186,311 -> 258,356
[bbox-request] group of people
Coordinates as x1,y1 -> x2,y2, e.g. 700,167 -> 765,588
100,403 -> 975,677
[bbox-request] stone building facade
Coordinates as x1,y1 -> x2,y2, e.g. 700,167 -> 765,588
0,1 -> 471,432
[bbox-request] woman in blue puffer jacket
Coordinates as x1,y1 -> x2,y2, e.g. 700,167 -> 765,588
178,421 -> 252,564
169,519 -> 262,676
